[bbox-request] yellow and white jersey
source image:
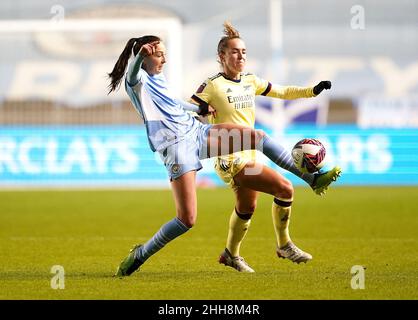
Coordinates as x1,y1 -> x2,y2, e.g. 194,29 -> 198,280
191,72 -> 316,186
191,72 -> 264,127
191,72 -> 316,128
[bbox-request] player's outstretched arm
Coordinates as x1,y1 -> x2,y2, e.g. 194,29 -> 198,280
176,99 -> 200,113
265,80 -> 332,100
177,100 -> 217,119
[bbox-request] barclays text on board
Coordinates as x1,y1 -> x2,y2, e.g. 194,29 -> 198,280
0,126 -> 417,187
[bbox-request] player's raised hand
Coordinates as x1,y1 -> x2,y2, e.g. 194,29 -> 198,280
313,81 -> 332,95
139,41 -> 160,57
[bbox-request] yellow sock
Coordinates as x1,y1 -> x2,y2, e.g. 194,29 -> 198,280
226,209 -> 252,257
272,197 -> 293,248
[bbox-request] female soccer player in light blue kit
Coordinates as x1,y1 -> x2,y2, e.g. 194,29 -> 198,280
108,36 -> 338,276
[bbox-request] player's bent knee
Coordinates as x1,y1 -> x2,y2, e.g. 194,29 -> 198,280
276,179 -> 294,200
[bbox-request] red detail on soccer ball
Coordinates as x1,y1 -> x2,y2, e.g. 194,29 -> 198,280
291,138 -> 326,174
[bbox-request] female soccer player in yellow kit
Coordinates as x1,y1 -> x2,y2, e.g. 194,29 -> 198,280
191,22 -> 341,272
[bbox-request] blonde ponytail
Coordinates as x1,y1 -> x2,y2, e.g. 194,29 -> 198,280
223,21 -> 240,38
217,21 -> 241,55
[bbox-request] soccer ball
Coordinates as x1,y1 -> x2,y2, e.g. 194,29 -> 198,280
291,138 -> 326,174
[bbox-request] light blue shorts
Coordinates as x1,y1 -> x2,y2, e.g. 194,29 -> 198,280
158,122 -> 212,180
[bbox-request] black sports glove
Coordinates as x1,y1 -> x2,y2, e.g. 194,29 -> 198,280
197,103 -> 209,116
313,81 -> 332,95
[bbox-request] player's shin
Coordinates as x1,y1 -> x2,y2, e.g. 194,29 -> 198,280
226,209 -> 252,257
135,217 -> 190,263
256,135 -> 314,185
272,197 -> 293,248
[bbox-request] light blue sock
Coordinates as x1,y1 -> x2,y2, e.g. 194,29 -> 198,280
256,134 -> 314,185
134,217 -> 190,263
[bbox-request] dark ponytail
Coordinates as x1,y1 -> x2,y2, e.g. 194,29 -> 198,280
107,35 -> 161,94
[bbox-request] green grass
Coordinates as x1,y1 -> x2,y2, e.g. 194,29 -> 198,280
0,186 -> 417,299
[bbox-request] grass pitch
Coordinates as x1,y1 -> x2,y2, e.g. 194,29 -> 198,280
0,186 -> 417,300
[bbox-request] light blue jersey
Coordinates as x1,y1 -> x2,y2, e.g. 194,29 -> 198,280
125,68 -> 199,152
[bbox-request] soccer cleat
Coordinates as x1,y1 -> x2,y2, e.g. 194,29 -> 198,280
115,244 -> 143,277
219,248 -> 255,273
311,166 -> 342,196
276,241 -> 312,264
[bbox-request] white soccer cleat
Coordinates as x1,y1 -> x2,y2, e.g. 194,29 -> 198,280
276,241 -> 312,264
219,248 -> 255,273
